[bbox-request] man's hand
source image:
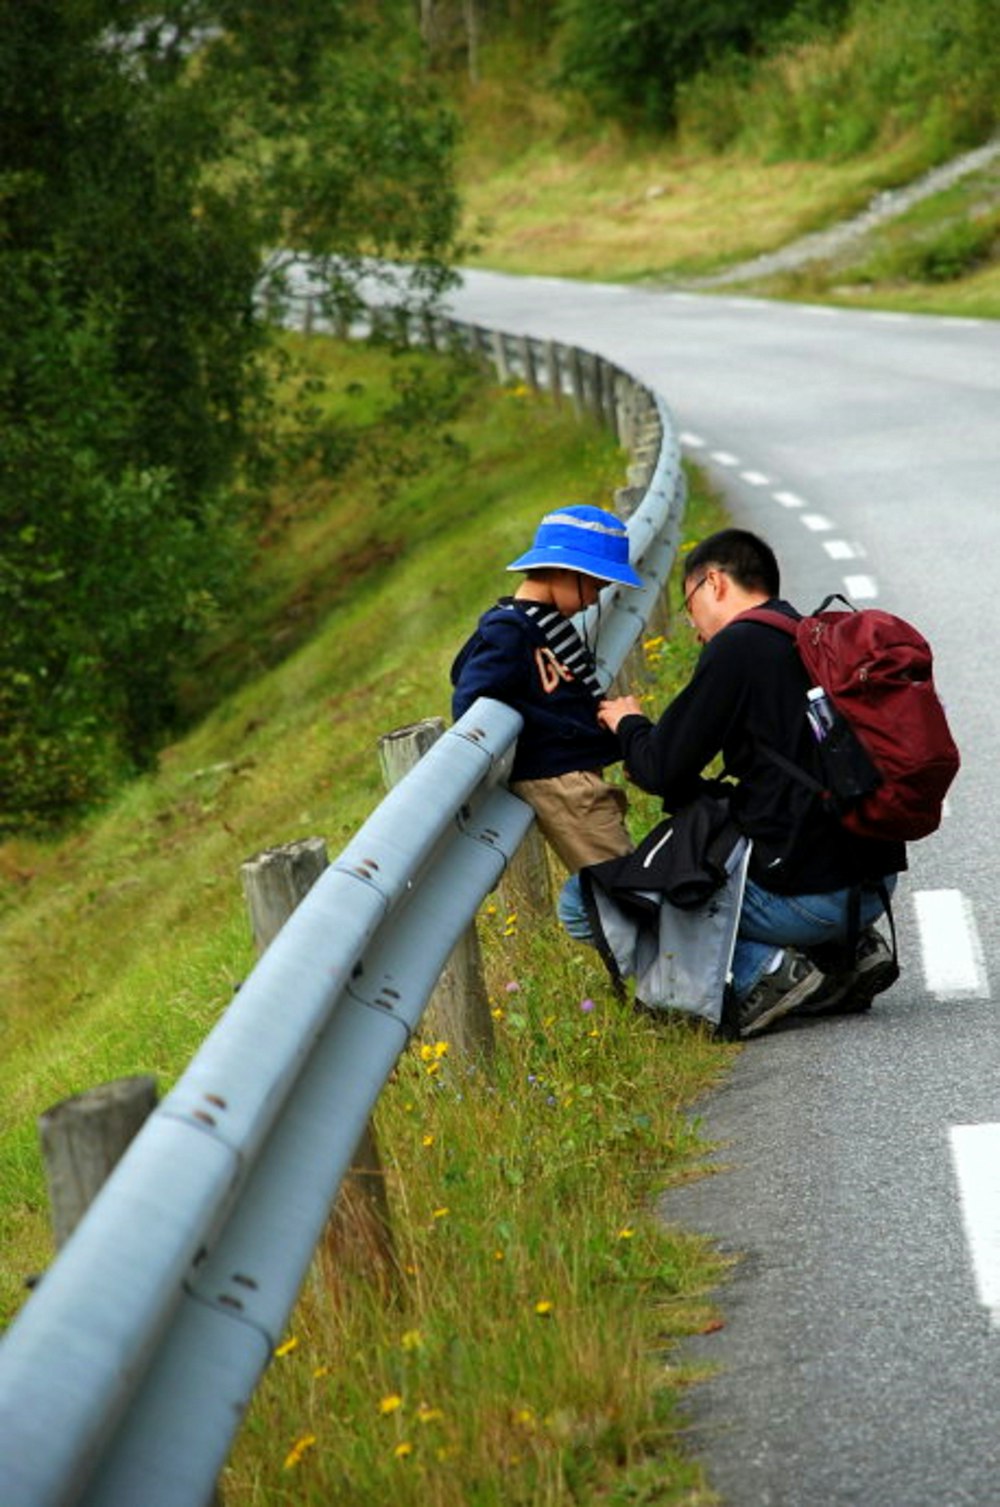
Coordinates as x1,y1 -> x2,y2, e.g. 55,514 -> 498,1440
598,694 -> 644,733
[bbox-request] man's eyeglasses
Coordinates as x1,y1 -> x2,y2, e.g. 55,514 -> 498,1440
682,575 -> 709,620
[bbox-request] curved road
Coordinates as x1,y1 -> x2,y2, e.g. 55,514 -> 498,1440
446,271 -> 1000,1506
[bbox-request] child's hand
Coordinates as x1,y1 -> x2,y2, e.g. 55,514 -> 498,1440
598,695 -> 644,733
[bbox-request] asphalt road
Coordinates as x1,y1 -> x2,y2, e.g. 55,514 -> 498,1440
446,271 -> 1000,1506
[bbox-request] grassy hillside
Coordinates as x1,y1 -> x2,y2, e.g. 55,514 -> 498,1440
0,331 -> 738,1503
454,15 -> 1000,316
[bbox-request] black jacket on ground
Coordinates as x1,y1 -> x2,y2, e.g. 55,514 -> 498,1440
615,599 -> 906,894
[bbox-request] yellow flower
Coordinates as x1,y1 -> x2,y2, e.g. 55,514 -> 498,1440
643,635 -> 665,651
379,1394 -> 403,1415
417,1402 -> 444,1424
535,1299 -> 554,1317
491,1007 -> 505,1021
419,1043 -> 436,1062
505,912 -> 518,926
617,1226 -> 636,1240
283,1432 -> 316,1470
485,902 -> 497,915
422,1133 -> 434,1147
493,1248 -> 505,1262
313,1365 -> 330,1379
513,1407 -> 536,1428
394,1441 -> 414,1459
433,1206 -> 450,1220
426,1060 -> 441,1077
274,1336 -> 298,1358
401,1329 -> 423,1352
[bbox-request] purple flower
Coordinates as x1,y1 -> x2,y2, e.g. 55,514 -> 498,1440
579,998 -> 595,1013
504,980 -> 520,994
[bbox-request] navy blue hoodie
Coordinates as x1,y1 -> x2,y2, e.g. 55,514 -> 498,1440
450,599 -> 620,781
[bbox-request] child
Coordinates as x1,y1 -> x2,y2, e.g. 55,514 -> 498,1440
450,504 -> 642,878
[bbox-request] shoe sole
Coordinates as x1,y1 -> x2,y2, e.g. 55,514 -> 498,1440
801,957 -> 900,1017
740,967 -> 825,1038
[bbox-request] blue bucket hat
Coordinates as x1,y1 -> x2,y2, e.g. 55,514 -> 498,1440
507,505 -> 642,588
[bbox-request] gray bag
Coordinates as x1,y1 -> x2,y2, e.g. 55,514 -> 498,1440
581,832 -> 751,1027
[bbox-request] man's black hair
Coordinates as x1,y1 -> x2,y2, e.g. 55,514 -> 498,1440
683,529 -> 780,598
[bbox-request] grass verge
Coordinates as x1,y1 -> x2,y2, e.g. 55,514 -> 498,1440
1,329 -> 737,1502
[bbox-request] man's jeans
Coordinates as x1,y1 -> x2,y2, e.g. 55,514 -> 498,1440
558,871 -> 896,1002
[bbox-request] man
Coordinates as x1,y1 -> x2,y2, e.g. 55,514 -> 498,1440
596,528 -> 903,1037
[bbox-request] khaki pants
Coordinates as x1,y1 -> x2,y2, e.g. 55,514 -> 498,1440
510,770 -> 632,874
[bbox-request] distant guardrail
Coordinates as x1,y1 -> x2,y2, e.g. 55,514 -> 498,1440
0,291 -> 686,1507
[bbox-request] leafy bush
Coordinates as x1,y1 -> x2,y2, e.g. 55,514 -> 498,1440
554,0 -> 850,129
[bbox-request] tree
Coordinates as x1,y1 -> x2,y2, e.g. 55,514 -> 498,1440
0,0 -> 461,830
555,0 -> 851,128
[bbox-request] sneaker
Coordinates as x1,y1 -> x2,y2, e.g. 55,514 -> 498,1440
798,928 -> 899,1016
739,949 -> 825,1038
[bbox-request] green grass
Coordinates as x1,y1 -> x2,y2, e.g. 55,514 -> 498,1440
0,331 -> 736,1503
453,21 -> 1000,313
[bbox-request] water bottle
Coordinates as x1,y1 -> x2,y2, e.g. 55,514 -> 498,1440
805,685 -> 836,742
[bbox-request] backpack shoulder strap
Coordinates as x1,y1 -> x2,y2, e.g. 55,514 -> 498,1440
733,605 -> 800,636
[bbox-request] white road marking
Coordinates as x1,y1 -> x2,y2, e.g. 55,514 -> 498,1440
740,471 -> 770,486
948,1124 -> 1000,1329
774,491 -> 806,509
711,451 -> 740,467
680,432 -> 706,448
823,540 -> 858,560
801,513 -> 833,532
843,573 -> 878,599
913,889 -> 989,998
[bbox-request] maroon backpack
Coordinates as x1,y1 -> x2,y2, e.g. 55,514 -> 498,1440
740,597 -> 960,843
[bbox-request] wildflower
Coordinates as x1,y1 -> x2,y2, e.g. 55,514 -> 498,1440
379,1394 -> 404,1415
485,902 -> 497,916
274,1336 -> 298,1358
589,1028 -> 601,1038
394,1441 -> 414,1459
313,1365 -> 330,1379
401,1329 -> 423,1352
513,1407 -> 536,1428
283,1432 -> 317,1470
493,1248 -> 505,1262
426,1060 -> 441,1077
433,1206 -> 450,1220
504,980 -> 520,993
535,1299 -> 553,1317
417,1402 -> 444,1424
422,1134 -> 434,1147
617,1227 -> 636,1240
579,997 -> 595,1013
492,1006 -> 505,1021
543,1013 -> 556,1027
643,635 -> 665,652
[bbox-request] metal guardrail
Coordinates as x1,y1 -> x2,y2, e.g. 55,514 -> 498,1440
0,303 -> 685,1506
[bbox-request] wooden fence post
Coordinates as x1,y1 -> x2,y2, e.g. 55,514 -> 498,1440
518,335 -> 539,391
239,841 -> 397,1300
544,341 -> 562,406
377,719 -> 495,1060
38,1075 -> 159,1252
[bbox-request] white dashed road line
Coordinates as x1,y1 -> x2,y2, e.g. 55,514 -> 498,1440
773,491 -> 806,509
711,451 -> 740,467
823,540 -> 860,560
912,889 -> 989,999
801,513 -> 833,532
948,1123 -> 1000,1329
842,573 -> 878,599
740,471 -> 770,486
